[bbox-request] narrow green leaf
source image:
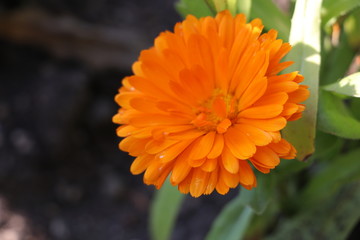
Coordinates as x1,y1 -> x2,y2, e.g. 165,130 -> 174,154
236,0 -> 251,17
282,0 -> 322,161
238,174 -> 274,215
211,0 -> 227,12
249,0 -> 291,40
226,0 -> 237,15
323,72 -> 360,97
322,0 -> 360,30
206,197 -> 254,240
317,90 -> 360,139
300,148 -> 360,209
149,181 -> 185,240
175,0 -> 215,18
266,181 -> 360,240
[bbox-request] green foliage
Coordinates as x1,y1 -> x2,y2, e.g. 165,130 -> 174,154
344,7 -> 360,49
237,174 -> 275,215
317,90 -> 360,139
322,0 -> 360,31
282,0 -> 322,161
176,0 -> 214,18
300,148 -> 360,209
266,182 -> 360,240
205,199 -> 253,240
323,72 -> 360,97
150,181 -> 185,240
249,0 -> 290,40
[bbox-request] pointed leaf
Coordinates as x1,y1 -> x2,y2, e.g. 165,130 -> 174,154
282,0 -> 322,161
317,90 -> 360,139
206,199 -> 253,240
150,180 -> 185,240
323,72 -> 360,97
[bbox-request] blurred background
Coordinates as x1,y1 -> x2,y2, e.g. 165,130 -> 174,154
0,0 -> 240,239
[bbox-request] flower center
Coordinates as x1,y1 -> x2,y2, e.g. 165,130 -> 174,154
191,90 -> 239,133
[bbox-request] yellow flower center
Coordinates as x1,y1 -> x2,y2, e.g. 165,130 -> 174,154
192,90 -> 239,133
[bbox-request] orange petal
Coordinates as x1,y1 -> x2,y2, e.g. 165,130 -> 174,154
188,157 -> 207,168
281,103 -> 299,117
252,146 -> 280,168
221,165 -> 239,188
204,169 -> 219,195
224,126 -> 256,159
201,157 -> 218,172
178,173 -> 192,194
253,92 -> 288,106
238,117 -> 287,132
288,85 -> 310,103
130,114 -> 189,127
238,161 -> 256,186
130,154 -> 154,175
239,104 -> 283,119
190,168 -> 210,197
215,175 -> 230,195
144,161 -> 171,183
188,131 -> 216,159
170,154 -> 192,185
221,146 -> 240,174
207,133 -> 224,158
156,139 -> 195,163
145,139 -> 178,154
116,125 -> 137,137
236,124 -> 272,146
268,139 -> 291,156
266,81 -> 299,94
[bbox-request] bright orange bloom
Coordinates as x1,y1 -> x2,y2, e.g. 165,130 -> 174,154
113,10 -> 309,197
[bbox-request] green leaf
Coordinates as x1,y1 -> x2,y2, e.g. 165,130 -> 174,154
249,0 -> 290,40
282,0 -> 322,161
300,148 -> 360,209
206,173 -> 275,240
323,72 -> 360,97
226,0 -> 238,15
238,173 -> 275,215
206,197 -> 254,240
311,130 -> 344,161
149,180 -> 185,240
236,0 -> 251,17
350,97 -> 360,120
322,0 -> 360,30
344,7 -> 360,49
317,90 -> 360,139
320,31 -> 356,85
175,0 -> 215,18
266,181 -> 360,240
211,0 -> 227,12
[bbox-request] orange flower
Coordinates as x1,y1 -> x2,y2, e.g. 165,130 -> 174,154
113,10 -> 309,197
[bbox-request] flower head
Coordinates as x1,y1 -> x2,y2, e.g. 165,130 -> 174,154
113,10 -> 309,197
